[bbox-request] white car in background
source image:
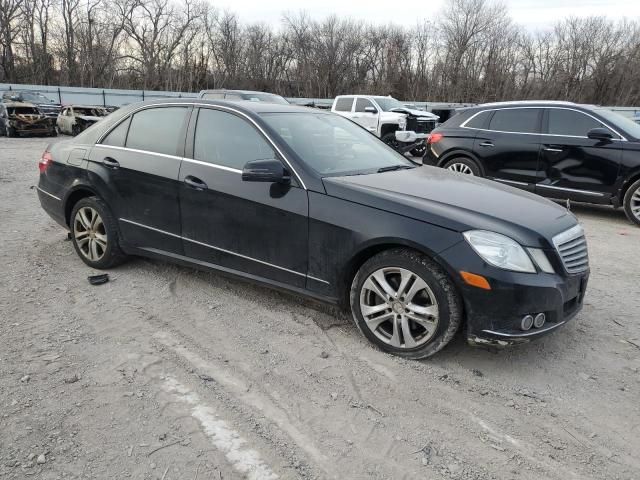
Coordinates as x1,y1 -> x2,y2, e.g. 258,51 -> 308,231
331,95 -> 439,156
57,105 -> 109,136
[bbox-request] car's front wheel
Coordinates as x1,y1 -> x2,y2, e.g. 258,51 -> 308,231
70,197 -> 127,269
350,249 -> 462,359
623,179 -> 640,227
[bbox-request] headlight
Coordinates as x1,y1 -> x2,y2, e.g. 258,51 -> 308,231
463,230 -> 535,273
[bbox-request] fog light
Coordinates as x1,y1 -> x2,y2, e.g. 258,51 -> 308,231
534,313 -> 546,328
521,315 -> 534,331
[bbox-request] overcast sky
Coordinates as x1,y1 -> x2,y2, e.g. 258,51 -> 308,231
210,0 -> 640,30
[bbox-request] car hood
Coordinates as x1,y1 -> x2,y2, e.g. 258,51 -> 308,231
322,166 -> 577,248
390,107 -> 439,120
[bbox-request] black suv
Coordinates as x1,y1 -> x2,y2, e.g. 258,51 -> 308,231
424,101 -> 640,226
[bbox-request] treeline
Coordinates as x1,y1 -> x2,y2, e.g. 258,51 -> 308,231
1,0 -> 640,104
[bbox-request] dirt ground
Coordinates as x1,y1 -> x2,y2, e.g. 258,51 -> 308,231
1,136 -> 639,480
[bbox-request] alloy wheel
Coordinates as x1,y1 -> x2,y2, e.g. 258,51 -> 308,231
631,186 -> 640,221
447,163 -> 474,175
359,267 -> 439,348
73,207 -> 107,262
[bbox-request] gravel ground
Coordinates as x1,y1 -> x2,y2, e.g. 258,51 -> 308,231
1,136 -> 639,480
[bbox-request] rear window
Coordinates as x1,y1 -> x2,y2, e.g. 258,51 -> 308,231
489,108 -> 541,134
334,97 -> 354,112
125,107 -> 188,156
464,110 -> 491,129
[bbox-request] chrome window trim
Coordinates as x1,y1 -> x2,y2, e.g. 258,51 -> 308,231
181,157 -> 242,174
94,143 -> 183,161
460,106 -> 627,141
119,217 -> 329,284
96,102 -> 307,189
36,186 -> 61,201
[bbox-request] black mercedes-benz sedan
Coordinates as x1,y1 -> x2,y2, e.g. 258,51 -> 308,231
423,100 -> 640,227
37,99 -> 589,358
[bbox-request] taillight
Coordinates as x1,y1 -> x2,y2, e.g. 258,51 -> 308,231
428,133 -> 443,144
39,151 -> 53,174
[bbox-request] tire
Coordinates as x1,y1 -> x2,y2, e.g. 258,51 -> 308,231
6,125 -> 16,137
381,132 -> 401,151
623,179 -> 640,227
49,127 -> 58,137
350,248 -> 463,359
443,157 -> 481,176
72,124 -> 81,136
70,196 -> 127,269
410,145 -> 427,157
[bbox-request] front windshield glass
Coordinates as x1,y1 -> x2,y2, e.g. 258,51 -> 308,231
594,108 -> 640,139
18,92 -> 52,103
9,107 -> 39,115
374,97 -> 406,112
243,93 -> 289,105
261,112 -> 414,176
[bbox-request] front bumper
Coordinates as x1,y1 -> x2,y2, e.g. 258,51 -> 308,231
395,130 -> 428,143
439,241 -> 589,347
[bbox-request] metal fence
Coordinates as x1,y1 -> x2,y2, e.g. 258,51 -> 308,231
1,83 -> 639,118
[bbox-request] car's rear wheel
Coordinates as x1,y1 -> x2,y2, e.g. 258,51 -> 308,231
350,249 -> 462,359
70,197 -> 127,269
5,125 -> 16,137
443,157 -> 481,176
623,179 -> 640,227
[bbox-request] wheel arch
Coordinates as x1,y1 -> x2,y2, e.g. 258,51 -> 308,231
63,185 -> 100,227
380,123 -> 400,138
618,169 -> 640,207
338,238 -> 463,308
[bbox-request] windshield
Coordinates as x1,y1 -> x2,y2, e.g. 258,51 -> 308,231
242,93 -> 289,105
594,108 -> 640,139
374,97 -> 406,112
261,112 -> 414,176
17,92 -> 53,103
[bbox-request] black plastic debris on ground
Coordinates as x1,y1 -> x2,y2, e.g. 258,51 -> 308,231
88,273 -> 109,285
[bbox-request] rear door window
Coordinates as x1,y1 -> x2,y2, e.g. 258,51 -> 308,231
125,107 -> 188,156
488,108 -> 541,134
193,108 -> 276,170
101,117 -> 131,147
464,110 -> 491,129
334,97 -> 354,112
546,108 -> 613,137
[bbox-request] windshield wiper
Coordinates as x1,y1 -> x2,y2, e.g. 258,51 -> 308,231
377,165 -> 414,173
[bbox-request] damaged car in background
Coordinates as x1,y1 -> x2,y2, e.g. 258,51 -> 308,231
57,105 -> 109,136
0,102 -> 56,137
1,90 -> 61,119
332,94 -> 439,156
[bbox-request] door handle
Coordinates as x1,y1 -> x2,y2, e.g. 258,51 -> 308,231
478,141 -> 494,147
102,157 -> 120,169
184,175 -> 207,191
543,147 -> 564,153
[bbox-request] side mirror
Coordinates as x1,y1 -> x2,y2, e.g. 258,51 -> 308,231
587,128 -> 613,141
242,159 -> 290,184
364,106 -> 378,114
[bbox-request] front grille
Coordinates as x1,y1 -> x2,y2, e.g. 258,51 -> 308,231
553,225 -> 589,274
406,117 -> 436,134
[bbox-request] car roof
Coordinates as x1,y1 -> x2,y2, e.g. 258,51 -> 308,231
200,89 -> 284,96
121,98 -> 319,115
470,100 -> 602,111
65,105 -> 107,109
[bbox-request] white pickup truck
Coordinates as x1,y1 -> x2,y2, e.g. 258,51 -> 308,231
331,95 -> 439,155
